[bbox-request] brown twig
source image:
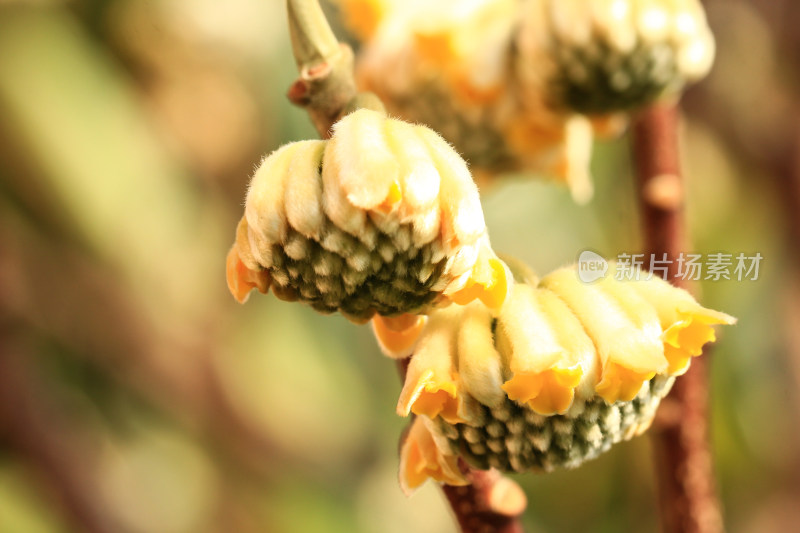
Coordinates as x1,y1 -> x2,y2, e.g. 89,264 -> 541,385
285,0 -> 381,137
284,2 -> 525,531
442,466 -> 527,533
631,104 -> 724,533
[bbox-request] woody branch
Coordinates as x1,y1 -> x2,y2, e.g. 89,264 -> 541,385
631,103 -> 724,533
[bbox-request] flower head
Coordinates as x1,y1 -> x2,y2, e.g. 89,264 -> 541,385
346,0 -> 595,200
226,109 -> 509,322
394,260 -> 734,489
516,0 -> 716,113
340,0 -> 714,202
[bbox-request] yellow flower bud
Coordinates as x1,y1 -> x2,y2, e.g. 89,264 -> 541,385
340,0 -> 714,202
338,0 -> 604,201
393,259 -> 734,487
227,109 -> 509,322
516,0 -> 716,113
627,273 -> 735,375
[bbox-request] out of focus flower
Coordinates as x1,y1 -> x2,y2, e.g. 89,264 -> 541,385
395,261 -> 734,491
339,0 -> 714,202
226,109 -> 510,322
516,0 -> 715,114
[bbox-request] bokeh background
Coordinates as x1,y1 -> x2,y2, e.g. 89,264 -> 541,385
0,1 -> 798,532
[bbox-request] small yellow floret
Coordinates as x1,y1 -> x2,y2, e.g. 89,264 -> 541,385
399,417 -> 467,495
397,369 -> 461,422
502,366 -> 582,415
629,276 -> 737,376
661,310 -> 727,375
595,363 -> 656,403
226,245 -> 270,303
450,257 -> 510,310
371,314 -> 427,358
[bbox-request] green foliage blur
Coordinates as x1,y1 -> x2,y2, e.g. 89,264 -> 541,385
0,1 -> 798,532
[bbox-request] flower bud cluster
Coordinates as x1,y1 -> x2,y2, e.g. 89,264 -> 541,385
517,0 -> 715,113
340,0 -> 714,201
393,263 -> 735,491
227,109 -> 509,321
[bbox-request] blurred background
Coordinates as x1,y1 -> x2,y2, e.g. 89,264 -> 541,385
0,0 -> 798,532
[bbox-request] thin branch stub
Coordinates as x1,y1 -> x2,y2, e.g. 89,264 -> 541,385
287,0 -> 341,69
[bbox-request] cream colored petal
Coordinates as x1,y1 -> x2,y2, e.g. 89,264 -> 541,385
283,140 -> 327,240
498,285 -> 565,373
444,241 -> 481,280
397,308 -> 460,421
329,109 -> 401,210
541,267 -> 667,403
457,302 -> 505,408
536,287 -> 599,399
629,274 -> 736,330
320,142 -> 367,236
233,216 -> 259,271
410,204 -> 442,250
244,142 -> 300,252
445,242 -> 511,311
384,120 -> 441,212
629,274 -> 735,374
415,126 -> 485,248
382,120 -> 443,251
496,285 -> 592,414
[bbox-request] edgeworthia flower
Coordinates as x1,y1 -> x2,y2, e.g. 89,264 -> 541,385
516,0 -> 716,113
344,0 -> 596,201
395,262 -> 735,492
226,109 -> 510,322
338,0 -> 714,202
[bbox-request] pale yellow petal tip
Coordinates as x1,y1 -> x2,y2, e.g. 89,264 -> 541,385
411,387 -> 460,421
596,363 -> 656,403
376,179 -> 402,214
502,367 -> 582,415
399,418 -> 468,496
397,369 -> 462,422
449,258 -> 511,311
226,245 -> 270,304
662,308 -> 737,376
371,314 -> 427,359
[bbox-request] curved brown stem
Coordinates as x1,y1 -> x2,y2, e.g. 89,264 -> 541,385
631,103 -> 724,533
442,466 -> 526,533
